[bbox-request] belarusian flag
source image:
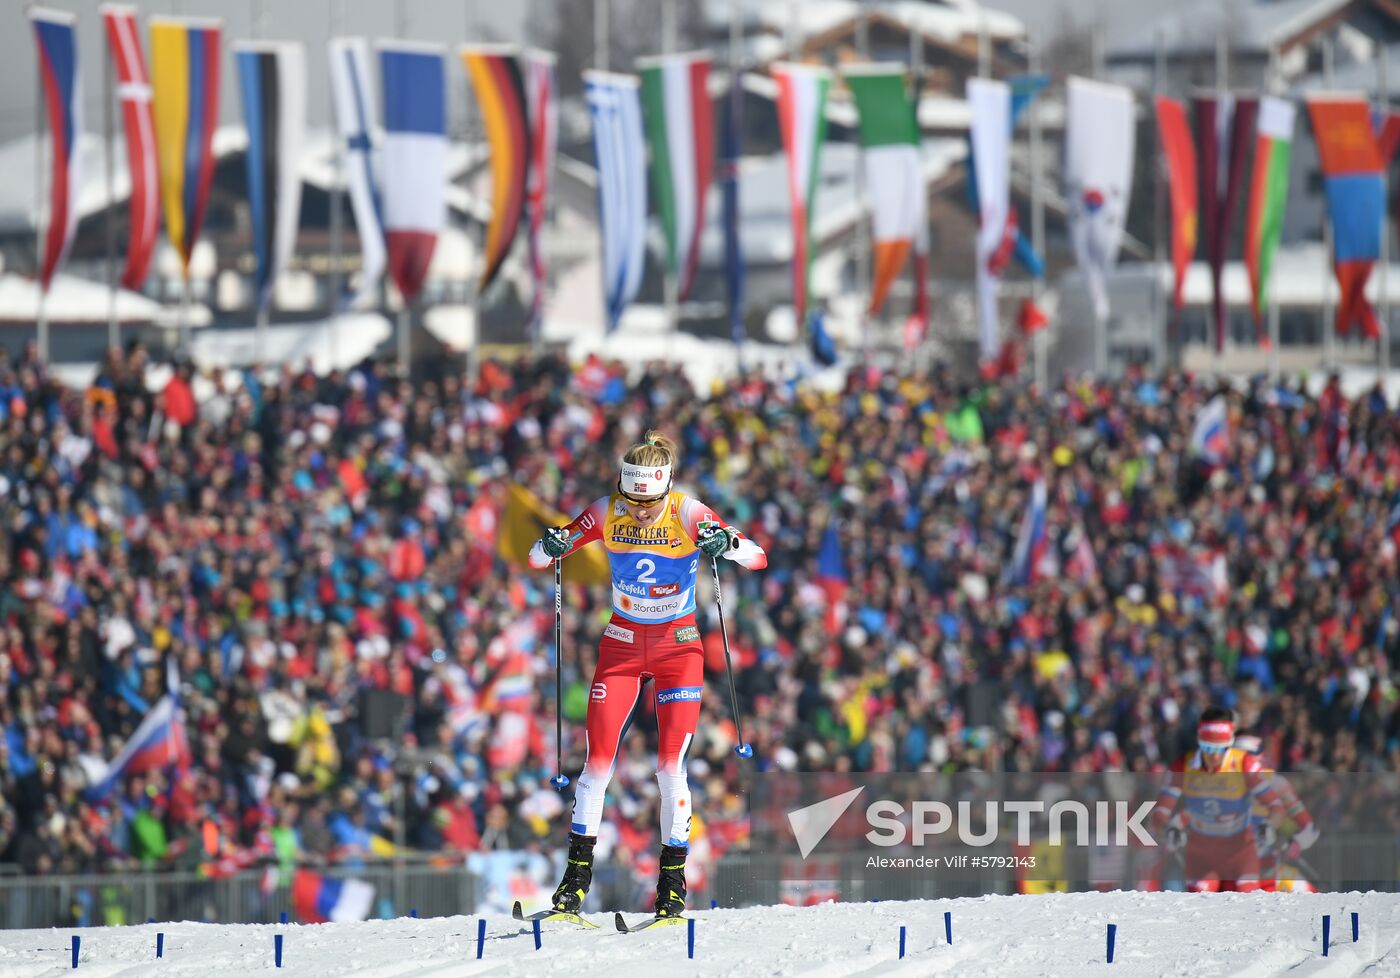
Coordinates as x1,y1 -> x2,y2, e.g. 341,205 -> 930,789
772,62 -> 830,329
1244,95 -> 1295,332
843,64 -> 923,315
638,53 -> 713,300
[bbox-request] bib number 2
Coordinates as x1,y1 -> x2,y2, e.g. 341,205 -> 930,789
635,558 -> 656,583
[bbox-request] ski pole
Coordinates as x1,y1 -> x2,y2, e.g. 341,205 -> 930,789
710,555 -> 753,758
549,554 -> 570,791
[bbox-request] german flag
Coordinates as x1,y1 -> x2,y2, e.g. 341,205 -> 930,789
461,46 -> 531,292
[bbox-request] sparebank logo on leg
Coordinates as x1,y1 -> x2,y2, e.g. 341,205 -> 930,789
785,788 -> 1157,859
656,686 -> 703,705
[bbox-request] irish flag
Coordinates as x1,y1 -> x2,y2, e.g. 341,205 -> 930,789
843,65 -> 924,316
772,62 -> 830,330
639,53 -> 713,300
1244,95 -> 1295,332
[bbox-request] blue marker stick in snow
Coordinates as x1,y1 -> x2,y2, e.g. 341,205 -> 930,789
1107,923 -> 1117,963
533,918 -> 542,950
899,925 -> 906,959
688,918 -> 696,959
279,912 -> 287,925
944,910 -> 952,945
1352,912 -> 1359,943
1322,915 -> 1331,956
71,935 -> 79,969
156,933 -> 164,959
274,933 -> 283,968
476,918 -> 486,959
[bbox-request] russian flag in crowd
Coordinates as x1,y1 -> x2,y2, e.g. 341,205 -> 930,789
86,694 -> 190,799
1009,480 -> 1055,585
379,42 -> 446,305
291,868 -> 375,924
29,7 -> 82,291
815,522 -> 849,631
1190,395 -> 1229,466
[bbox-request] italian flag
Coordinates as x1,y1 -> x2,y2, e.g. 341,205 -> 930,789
1244,95 -> 1295,332
639,53 -> 713,300
772,62 -> 830,329
844,65 -> 924,315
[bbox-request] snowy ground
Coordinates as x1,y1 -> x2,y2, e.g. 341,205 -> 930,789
3,891 -> 1400,977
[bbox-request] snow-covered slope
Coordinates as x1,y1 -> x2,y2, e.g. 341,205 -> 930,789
4,891 -> 1400,977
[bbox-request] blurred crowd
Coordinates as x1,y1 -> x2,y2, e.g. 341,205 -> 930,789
1,338 -> 1398,891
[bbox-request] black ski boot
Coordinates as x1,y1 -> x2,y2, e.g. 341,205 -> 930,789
653,844 -> 688,918
551,833 -> 596,913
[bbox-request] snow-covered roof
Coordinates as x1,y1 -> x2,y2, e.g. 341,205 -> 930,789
1107,0 -> 1350,60
0,272 -> 163,324
748,0 -> 1023,44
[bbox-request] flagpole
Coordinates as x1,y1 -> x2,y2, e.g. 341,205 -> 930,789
913,10 -> 930,373
662,0 -> 679,359
104,24 -> 119,354
1091,24 -> 1106,375
327,0 -> 345,372
1214,26 -> 1227,373
730,0 -> 744,372
595,0 -> 609,73
1030,28 -> 1047,391
856,8 -> 870,361
1151,29 -> 1164,378
464,1 -> 478,389
1268,44 -> 1281,382
1323,31 -> 1335,372
1379,47 -> 1390,381
35,48 -> 48,365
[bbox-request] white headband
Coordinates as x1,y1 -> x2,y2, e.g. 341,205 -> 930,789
619,460 -> 672,499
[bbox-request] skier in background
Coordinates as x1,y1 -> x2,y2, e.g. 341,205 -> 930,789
529,431 -> 766,918
1233,734 -> 1320,893
1154,706 -> 1317,892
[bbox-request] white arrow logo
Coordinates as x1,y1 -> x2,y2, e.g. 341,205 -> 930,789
786,786 -> 865,859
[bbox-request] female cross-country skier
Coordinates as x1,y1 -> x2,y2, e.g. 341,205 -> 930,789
528,431 -> 766,918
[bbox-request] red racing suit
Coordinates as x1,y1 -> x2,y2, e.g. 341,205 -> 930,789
529,490 -> 765,848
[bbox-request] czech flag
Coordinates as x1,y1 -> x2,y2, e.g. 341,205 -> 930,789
291,868 -> 375,924
150,17 -> 222,279
86,695 -> 191,799
379,43 -> 447,305
30,8 -> 81,292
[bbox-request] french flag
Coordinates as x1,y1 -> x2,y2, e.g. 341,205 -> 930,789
86,694 -> 191,799
815,522 -> 849,630
379,43 -> 446,304
1009,480 -> 1056,585
291,868 -> 375,924
1191,395 -> 1229,466
30,8 -> 81,291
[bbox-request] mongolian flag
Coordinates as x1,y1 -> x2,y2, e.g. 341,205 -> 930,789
101,4 -> 159,290
379,42 -> 447,305
150,16 -> 222,280
30,8 -> 81,291
1306,97 -> 1383,339
772,62 -> 830,331
462,46 -> 531,293
1155,96 -> 1197,310
235,41 -> 306,312
1244,96 -> 1295,341
638,53 -> 714,300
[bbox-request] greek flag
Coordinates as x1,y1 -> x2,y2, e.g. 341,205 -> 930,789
585,71 -> 647,332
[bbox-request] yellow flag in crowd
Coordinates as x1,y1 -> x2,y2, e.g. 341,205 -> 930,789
497,483 -> 612,587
